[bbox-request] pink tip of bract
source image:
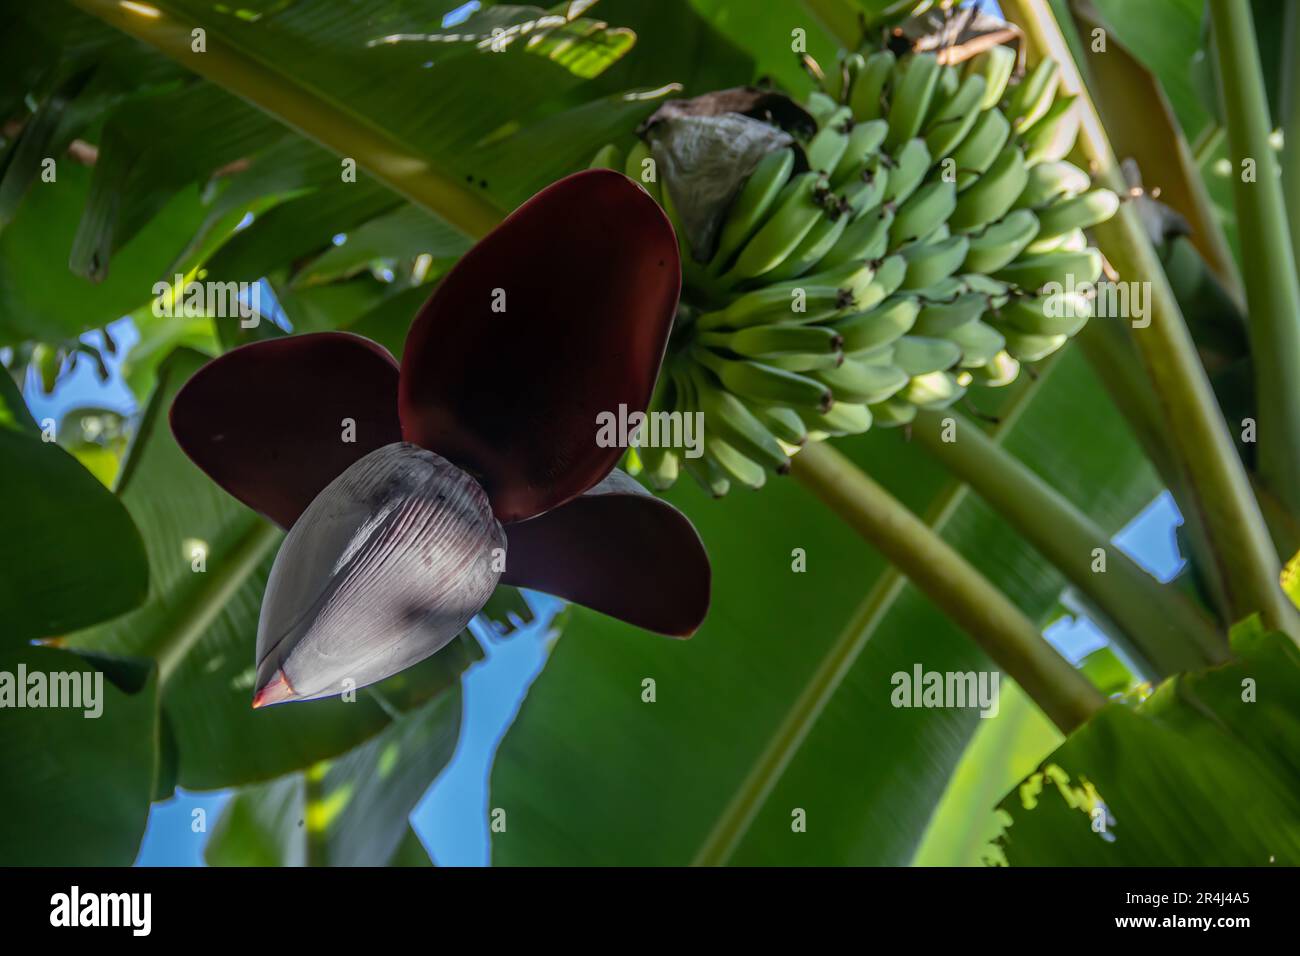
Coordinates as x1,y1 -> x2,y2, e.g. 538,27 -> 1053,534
251,669 -> 295,709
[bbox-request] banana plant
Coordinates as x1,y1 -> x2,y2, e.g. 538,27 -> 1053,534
2,0 -> 1298,868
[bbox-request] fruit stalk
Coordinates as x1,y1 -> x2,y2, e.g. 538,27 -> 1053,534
789,440 -> 1106,734
910,407 -> 1227,674
1209,0 -> 1300,518
1004,0 -> 1300,641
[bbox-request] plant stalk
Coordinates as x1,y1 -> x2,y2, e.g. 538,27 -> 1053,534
910,408 -> 1227,674
1283,0 -> 1300,279
789,441 -> 1105,734
71,0 -> 505,241
1209,0 -> 1300,517
1003,0 -> 1300,641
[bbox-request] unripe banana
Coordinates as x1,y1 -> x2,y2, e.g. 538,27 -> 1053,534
890,180 -> 958,246
962,208 -> 1040,273
1021,94 -> 1081,164
764,351 -> 846,372
900,234 -> 970,289
894,336 -> 962,376
903,370 -> 966,409
850,50 -> 896,121
967,350 -> 1020,386
698,323 -> 843,358
691,369 -> 791,473
816,207 -> 893,271
798,401 -> 874,436
924,73 -> 988,160
869,396 -> 918,427
1006,58 -> 1060,132
962,272 -> 1014,304
1013,160 -> 1092,210
912,292 -> 986,336
948,144 -> 1029,232
589,143 -> 624,170
755,403 -> 809,445
806,106 -> 853,173
1025,227 -> 1088,255
695,349 -> 833,411
806,91 -> 843,126
639,444 -> 680,490
882,138 -> 932,204
1002,329 -> 1068,362
683,453 -> 731,498
994,247 -> 1103,291
885,53 -> 942,149
764,208 -> 850,282
831,119 -> 889,185
963,44 -> 1018,109
697,283 -> 849,330
814,358 -> 910,404
705,435 -> 767,490
832,296 -> 921,351
945,319 -> 1006,368
840,160 -> 889,217
949,108 -> 1010,189
852,253 -> 908,311
724,172 -> 827,282
711,147 -> 797,274
1032,188 -> 1121,241
995,291 -> 1092,336
836,52 -> 867,104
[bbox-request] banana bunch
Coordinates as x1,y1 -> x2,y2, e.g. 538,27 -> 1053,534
592,46 -> 1117,497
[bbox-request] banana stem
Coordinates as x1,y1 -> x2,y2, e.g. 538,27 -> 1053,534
1003,0 -> 1299,641
1283,1 -> 1300,281
910,408 -> 1228,674
790,441 -> 1105,734
1209,0 -> 1300,518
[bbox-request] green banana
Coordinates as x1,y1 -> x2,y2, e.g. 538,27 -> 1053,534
912,292 -> 987,336
816,207 -> 893,271
924,73 -> 988,160
881,137 -> 932,204
763,209 -> 850,282
1006,58 -> 1060,132
894,335 -> 962,375
948,144 -> 1029,232
1033,188 -> 1121,241
962,208 -> 1040,272
723,172 -> 827,282
696,284 -> 849,330
849,49 -> 896,121
903,370 -> 966,409
969,350 -> 1020,386
885,53 -> 942,149
704,434 -> 767,490
711,147 -> 797,273
798,401 -> 874,436
763,351 -> 846,372
695,348 -> 833,410
1013,160 -> 1092,210
946,319 -> 1006,368
964,45 -> 1017,108
698,323 -> 843,358
1021,94 -> 1080,164
889,180 -> 958,246
994,291 -> 1092,336
638,444 -> 680,490
814,359 -> 909,404
832,296 -> 920,351
839,160 -> 889,217
949,107 -> 1010,189
869,396 -> 918,427
806,106 -> 854,173
900,234 -> 970,289
1002,329 -> 1068,362
836,52 -> 867,105
994,247 -> 1103,291
831,119 -> 889,185
589,143 -> 624,170
754,403 -> 809,445
691,369 -> 791,472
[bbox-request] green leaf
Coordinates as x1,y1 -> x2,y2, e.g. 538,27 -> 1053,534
0,160 -> 205,346
290,204 -> 471,288
994,628 -> 1300,865
489,348 -> 1158,865
205,689 -> 462,866
0,645 -> 159,865
64,347 -> 481,788
0,413 -> 148,645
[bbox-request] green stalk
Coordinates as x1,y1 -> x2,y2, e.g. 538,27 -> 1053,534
1283,1 -> 1300,283
1209,0 -> 1300,516
910,408 -> 1227,674
790,441 -> 1105,734
72,0 -> 504,241
1003,0 -> 1299,641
